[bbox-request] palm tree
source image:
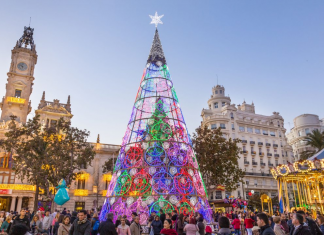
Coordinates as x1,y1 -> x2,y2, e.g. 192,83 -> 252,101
300,129 -> 324,160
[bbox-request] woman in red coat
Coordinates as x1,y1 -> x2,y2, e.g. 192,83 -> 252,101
160,219 -> 177,235
244,215 -> 255,235
232,217 -> 241,235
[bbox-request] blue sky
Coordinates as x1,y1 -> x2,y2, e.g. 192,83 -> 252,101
0,1 -> 323,144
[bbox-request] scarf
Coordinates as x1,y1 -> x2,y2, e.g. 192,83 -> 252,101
77,218 -> 88,224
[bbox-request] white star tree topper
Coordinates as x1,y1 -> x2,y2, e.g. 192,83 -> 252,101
149,12 -> 164,28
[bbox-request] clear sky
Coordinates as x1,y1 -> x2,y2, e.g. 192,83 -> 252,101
0,1 -> 323,145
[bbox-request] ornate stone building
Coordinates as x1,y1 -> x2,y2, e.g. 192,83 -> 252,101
286,114 -> 324,160
0,26 -> 119,212
201,85 -> 294,207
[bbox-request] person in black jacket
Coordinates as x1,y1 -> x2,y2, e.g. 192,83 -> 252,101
69,210 -> 91,235
256,213 -> 275,235
290,213 -> 311,235
71,211 -> 78,224
9,209 -> 30,233
296,210 -> 321,235
159,209 -> 166,225
98,212 -> 118,235
151,215 -> 163,235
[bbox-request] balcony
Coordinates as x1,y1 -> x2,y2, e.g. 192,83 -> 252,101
242,140 -> 247,144
252,162 -> 258,166
266,143 -> 271,147
274,154 -> 280,158
251,151 -> 256,156
273,144 -> 278,148
268,163 -> 274,167
74,189 -> 89,196
258,142 -> 263,146
241,150 -> 248,155
250,141 -> 255,145
244,161 -> 250,165
267,153 -> 272,157
7,96 -> 26,104
259,152 -> 264,157
260,163 -> 266,167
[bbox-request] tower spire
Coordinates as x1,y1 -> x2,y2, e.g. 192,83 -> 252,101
147,29 -> 166,66
41,91 -> 45,101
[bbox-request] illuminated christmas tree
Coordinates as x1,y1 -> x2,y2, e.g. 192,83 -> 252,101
100,14 -> 212,223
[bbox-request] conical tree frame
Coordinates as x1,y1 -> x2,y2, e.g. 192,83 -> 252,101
100,29 -> 212,224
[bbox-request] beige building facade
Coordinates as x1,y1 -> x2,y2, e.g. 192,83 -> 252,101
0,26 -> 120,212
201,85 -> 294,203
286,114 -> 324,160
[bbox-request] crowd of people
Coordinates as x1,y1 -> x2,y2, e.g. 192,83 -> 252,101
0,207 -> 324,235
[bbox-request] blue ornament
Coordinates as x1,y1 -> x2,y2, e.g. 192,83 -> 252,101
54,179 -> 70,205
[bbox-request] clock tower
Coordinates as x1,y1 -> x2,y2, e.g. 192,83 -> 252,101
0,26 -> 37,123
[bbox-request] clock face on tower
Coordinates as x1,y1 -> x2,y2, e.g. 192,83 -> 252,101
17,62 -> 28,71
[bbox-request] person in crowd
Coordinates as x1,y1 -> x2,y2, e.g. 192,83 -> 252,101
30,215 -> 43,235
69,210 -> 91,235
160,209 -> 166,225
117,217 -> 130,235
184,218 -> 198,235
171,211 -> 178,230
70,211 -> 78,224
58,215 -> 71,235
232,215 -> 241,235
115,215 -> 122,228
130,212 -> 137,224
269,217 -> 275,230
149,212 -> 156,223
8,223 -> 30,235
129,216 -> 141,235
290,213 -> 311,235
0,211 -> 6,227
205,225 -> 212,235
52,212 -> 61,235
280,214 -> 289,234
123,215 -> 131,226
216,216 -> 231,235
98,212 -> 117,235
1,216 -> 11,233
177,213 -> 184,235
296,210 -> 321,235
316,215 -> 324,234
256,213 -> 275,235
42,210 -> 51,234
287,213 -> 293,232
10,209 -> 30,233
183,216 -> 189,235
62,208 -> 67,215
166,213 -> 171,220
273,216 -> 285,235
244,214 -> 255,235
160,219 -> 177,235
67,210 -> 72,217
151,215 -> 163,235
197,217 -> 205,235
91,212 -> 100,235
54,214 -> 65,235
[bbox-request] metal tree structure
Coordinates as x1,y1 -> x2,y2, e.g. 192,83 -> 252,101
100,29 -> 212,223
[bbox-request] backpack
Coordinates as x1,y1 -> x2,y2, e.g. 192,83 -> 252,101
93,219 -> 100,230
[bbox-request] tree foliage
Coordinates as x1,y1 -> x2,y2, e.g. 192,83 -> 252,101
300,129 -> 324,160
192,125 -> 245,195
0,115 -> 96,212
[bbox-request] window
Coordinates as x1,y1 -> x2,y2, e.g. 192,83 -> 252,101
298,130 -> 302,136
243,146 -> 246,151
220,123 -> 226,129
225,191 -> 231,197
271,192 -> 277,197
77,179 -> 85,189
254,179 -> 257,185
246,180 -> 249,185
252,158 -> 255,162
273,140 -> 276,144
15,89 -> 22,98
247,127 -> 253,133
237,191 -> 241,197
231,123 -> 235,130
209,105 -> 211,109
275,160 -> 278,165
211,124 -> 217,130
214,102 -> 218,108
210,193 -> 214,200
215,191 -> 222,199
283,160 -> 286,164
255,129 -> 261,134
305,128 -> 310,135
232,133 -> 235,139
279,132 -> 282,137
239,126 -> 245,132
222,102 -> 225,107
270,131 -> 275,136
244,157 -> 247,161
230,113 -> 234,119
215,90 -> 218,94
259,148 -> 261,152
260,159 -> 263,164
220,90 -> 222,94
75,202 -> 85,211
251,147 -> 254,152
262,180 -> 265,185
50,119 -> 57,127
263,130 -> 268,135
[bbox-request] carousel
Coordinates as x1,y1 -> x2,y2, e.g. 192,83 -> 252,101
271,149 -> 324,214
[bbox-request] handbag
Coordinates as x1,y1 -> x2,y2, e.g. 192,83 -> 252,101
150,226 -> 154,235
